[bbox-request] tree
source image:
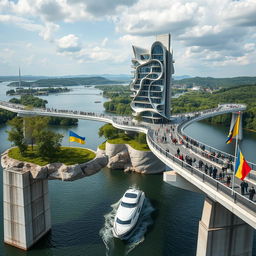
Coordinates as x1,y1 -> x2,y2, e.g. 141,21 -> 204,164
7,117 -> 27,155
35,130 -> 63,158
8,116 -> 64,158
25,116 -> 63,157
135,133 -> 147,144
98,124 -> 121,139
24,116 -> 49,150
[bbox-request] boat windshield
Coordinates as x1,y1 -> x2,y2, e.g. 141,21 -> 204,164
125,193 -> 137,198
121,202 -> 137,208
116,218 -> 131,225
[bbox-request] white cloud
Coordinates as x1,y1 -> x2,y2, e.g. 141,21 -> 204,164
223,0 -> 256,27
114,0 -> 202,36
56,34 -> 82,52
244,43 -> 255,52
39,22 -> 59,41
0,14 -> 42,32
1,0 -> 256,76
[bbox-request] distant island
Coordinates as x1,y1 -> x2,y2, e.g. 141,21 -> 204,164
6,87 -> 70,96
173,76 -> 256,89
7,76 -> 122,87
0,95 -> 78,126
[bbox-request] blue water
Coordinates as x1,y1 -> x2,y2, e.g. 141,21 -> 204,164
0,82 -> 255,255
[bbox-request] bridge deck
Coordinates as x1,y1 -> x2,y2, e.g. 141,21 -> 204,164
0,101 -> 255,228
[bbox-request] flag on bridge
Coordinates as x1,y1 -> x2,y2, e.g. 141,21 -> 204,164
235,147 -> 251,180
69,131 -> 85,144
226,114 -> 240,144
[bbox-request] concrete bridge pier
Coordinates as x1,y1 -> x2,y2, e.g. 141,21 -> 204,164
196,197 -> 254,256
230,112 -> 243,140
3,168 -> 51,250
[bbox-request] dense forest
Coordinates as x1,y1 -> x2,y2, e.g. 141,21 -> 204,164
173,76 -> 256,89
7,76 -> 121,87
98,84 -> 256,130
172,84 -> 256,129
96,85 -> 132,115
97,85 -> 187,116
0,95 -> 78,126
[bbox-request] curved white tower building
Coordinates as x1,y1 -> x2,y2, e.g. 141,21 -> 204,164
130,34 -> 174,123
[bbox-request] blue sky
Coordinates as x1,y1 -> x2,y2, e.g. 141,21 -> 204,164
0,0 -> 256,77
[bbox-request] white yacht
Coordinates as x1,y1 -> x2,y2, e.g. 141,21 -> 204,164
112,188 -> 145,239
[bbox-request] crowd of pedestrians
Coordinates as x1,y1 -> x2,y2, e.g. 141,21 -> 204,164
153,123 -> 256,202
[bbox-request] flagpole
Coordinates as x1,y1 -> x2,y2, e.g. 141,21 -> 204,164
231,112 -> 240,195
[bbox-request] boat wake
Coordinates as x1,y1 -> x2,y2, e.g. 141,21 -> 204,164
99,197 -> 154,256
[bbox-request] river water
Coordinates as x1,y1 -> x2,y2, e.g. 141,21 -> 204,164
0,82 -> 255,256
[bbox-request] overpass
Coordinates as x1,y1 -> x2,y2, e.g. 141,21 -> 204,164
0,100 -> 255,255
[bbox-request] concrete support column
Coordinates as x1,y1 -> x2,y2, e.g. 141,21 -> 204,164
196,197 -> 254,256
3,168 -> 51,250
230,112 -> 243,140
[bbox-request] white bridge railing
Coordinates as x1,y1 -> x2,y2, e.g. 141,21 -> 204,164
146,130 -> 256,220
175,104 -> 256,179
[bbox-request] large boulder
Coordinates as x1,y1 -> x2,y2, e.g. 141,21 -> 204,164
105,142 -> 165,174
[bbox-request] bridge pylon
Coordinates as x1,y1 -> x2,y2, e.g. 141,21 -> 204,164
196,197 -> 254,256
3,168 -> 51,250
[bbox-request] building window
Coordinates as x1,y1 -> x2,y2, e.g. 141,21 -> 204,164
152,44 -> 163,55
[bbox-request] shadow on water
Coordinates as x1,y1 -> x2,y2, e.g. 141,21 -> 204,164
99,194 -> 155,256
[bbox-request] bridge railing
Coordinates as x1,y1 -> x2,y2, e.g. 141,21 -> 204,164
176,107 -> 256,179
147,130 -> 256,215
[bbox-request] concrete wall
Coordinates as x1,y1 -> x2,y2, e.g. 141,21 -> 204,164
3,168 -> 51,250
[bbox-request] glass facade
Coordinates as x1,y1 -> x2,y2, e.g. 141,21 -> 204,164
130,34 -> 174,123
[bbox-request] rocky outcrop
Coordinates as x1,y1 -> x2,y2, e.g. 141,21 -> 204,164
1,149 -> 108,181
103,142 -> 165,174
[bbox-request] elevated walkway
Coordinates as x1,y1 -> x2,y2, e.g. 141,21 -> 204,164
0,101 -> 255,228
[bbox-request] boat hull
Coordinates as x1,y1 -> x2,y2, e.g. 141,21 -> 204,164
112,190 -> 145,239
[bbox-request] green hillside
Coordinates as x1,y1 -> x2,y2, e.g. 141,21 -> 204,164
7,76 -> 121,87
174,76 -> 256,88
172,84 -> 256,129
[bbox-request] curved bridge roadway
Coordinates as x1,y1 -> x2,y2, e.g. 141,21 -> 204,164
0,101 -> 255,229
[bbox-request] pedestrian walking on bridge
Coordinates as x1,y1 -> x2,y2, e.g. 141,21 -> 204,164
240,181 -> 246,195
249,187 -> 255,201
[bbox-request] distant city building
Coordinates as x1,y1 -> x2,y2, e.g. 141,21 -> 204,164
130,34 -> 174,123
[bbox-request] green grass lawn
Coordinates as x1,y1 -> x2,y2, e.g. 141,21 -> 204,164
8,146 -> 96,166
98,141 -> 106,150
107,136 -> 150,151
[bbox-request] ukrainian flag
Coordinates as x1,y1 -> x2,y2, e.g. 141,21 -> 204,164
69,131 -> 85,144
235,147 -> 251,180
226,114 -> 240,144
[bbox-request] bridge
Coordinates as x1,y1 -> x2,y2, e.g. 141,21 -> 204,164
0,100 -> 255,255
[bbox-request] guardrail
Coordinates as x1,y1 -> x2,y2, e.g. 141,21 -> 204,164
176,106 -> 256,180
147,130 -> 256,215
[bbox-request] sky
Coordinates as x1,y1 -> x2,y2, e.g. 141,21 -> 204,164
0,0 -> 256,77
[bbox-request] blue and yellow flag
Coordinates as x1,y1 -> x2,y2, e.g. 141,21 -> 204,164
69,131 -> 85,144
226,114 -> 240,144
235,147 -> 252,180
